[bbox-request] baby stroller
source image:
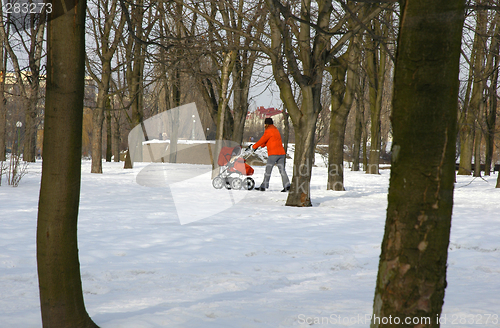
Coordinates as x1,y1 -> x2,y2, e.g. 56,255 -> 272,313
212,146 -> 255,190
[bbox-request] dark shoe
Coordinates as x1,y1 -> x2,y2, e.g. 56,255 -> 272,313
255,186 -> 266,191
281,185 -> 291,192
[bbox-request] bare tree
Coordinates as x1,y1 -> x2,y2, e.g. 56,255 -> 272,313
458,1 -> 488,176
265,0 -> 387,206
119,0 -> 158,167
351,73 -> 366,171
86,0 -> 125,173
371,0 -> 465,326
327,33 -> 361,190
365,7 -> 392,175
0,8 -> 46,162
483,11 -> 500,175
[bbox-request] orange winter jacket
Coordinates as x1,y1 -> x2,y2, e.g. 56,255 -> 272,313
252,124 -> 286,156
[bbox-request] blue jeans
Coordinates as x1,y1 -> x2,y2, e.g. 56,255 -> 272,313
261,155 -> 290,189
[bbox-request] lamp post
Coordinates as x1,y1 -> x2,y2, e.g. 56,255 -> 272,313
16,121 -> 22,155
191,115 -> 195,140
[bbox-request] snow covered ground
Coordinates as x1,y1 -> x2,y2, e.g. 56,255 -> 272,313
1,157 -> 499,327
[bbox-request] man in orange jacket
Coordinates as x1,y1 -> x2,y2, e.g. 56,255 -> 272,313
251,117 -> 291,192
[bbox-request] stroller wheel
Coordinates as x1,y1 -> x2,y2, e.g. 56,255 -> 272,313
212,177 -> 224,189
242,177 -> 255,190
231,178 -> 242,190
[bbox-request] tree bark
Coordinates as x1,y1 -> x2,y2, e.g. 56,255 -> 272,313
327,36 -> 359,190
352,76 -> 365,172
24,95 -> 39,162
371,1 -> 464,327
91,103 -> 104,173
287,109 -> 318,207
37,0 -> 98,327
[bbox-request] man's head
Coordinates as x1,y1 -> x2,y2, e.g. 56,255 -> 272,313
264,117 -> 273,126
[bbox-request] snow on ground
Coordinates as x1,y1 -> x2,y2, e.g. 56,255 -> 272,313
0,158 -> 499,327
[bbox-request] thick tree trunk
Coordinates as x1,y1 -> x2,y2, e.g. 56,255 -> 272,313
231,87 -> 249,145
287,114 -> 317,207
328,111 -> 349,191
328,60 -> 347,191
371,1 -> 464,327
37,1 -> 98,327
328,38 -> 359,190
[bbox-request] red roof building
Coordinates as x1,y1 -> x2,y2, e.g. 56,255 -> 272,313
247,106 -> 282,119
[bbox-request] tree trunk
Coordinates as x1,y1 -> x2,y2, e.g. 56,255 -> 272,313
112,112 -> 121,162
24,96 -> 38,162
366,17 -> 387,175
371,1 -> 464,327
37,1 -> 99,327
458,3 -> 487,175
328,37 -> 359,190
484,13 -> 500,176
106,108 -> 112,162
282,109 -> 290,166
328,59 -> 347,191
352,79 -> 364,172
91,95 -> 105,173
168,70 -> 180,163
231,91 -> 249,145
123,0 -> 146,168
363,126 -> 368,172
473,105 -> 482,177
287,112 -> 318,207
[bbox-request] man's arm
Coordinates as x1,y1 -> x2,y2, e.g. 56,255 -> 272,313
253,129 -> 271,149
